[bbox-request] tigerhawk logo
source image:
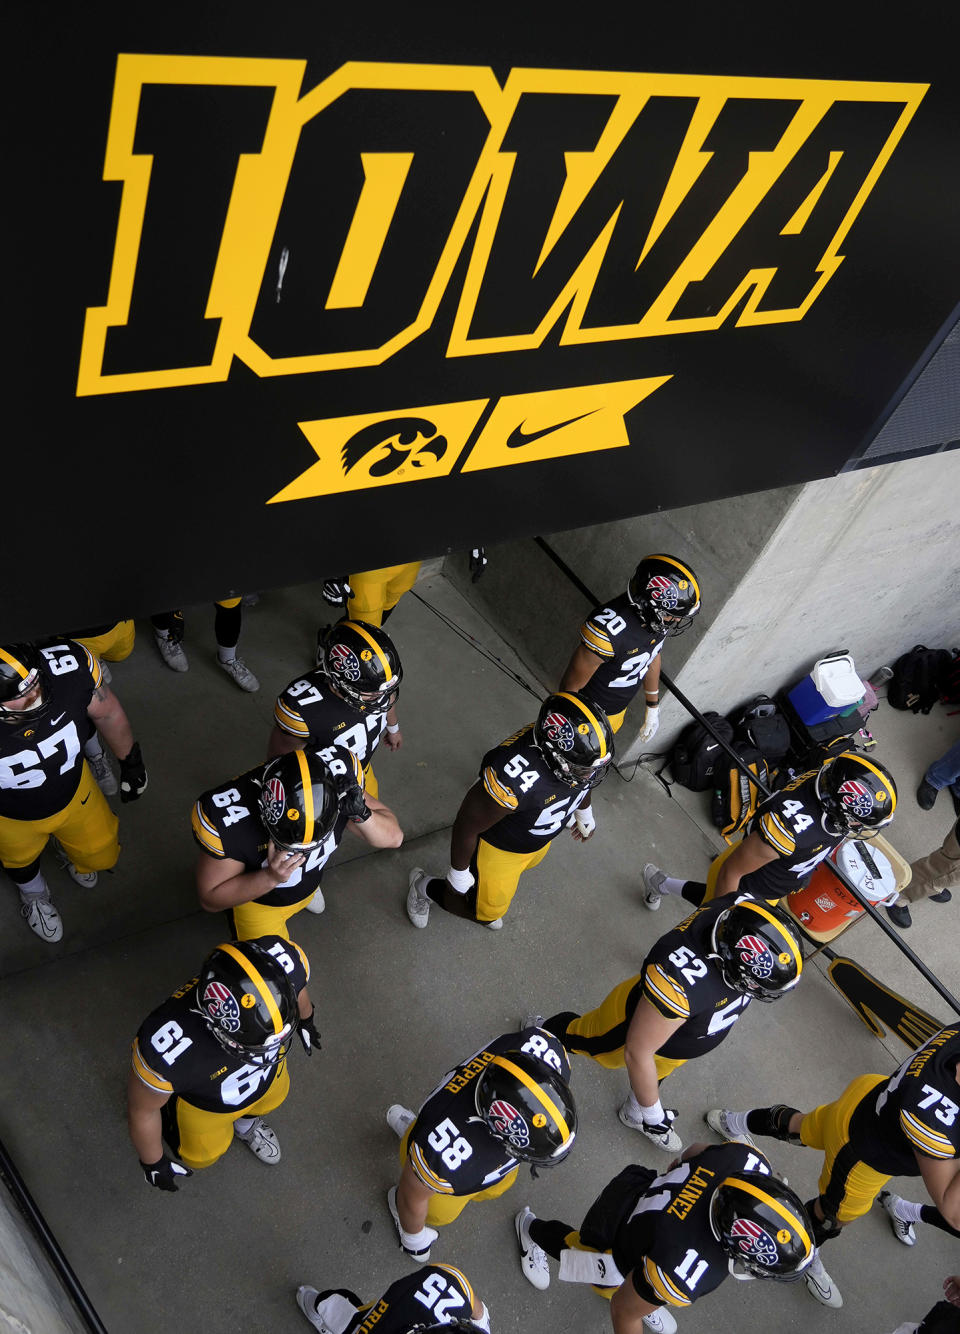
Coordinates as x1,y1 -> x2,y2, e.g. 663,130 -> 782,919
77,57 -> 925,498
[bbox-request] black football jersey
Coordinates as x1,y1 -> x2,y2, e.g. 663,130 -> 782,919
577,591 -> 666,717
478,725 -> 590,854
851,1026 -> 960,1175
744,771 -> 844,899
345,1265 -> 476,1333
637,899 -> 753,1059
274,669 -> 386,768
192,761 -> 349,908
132,936 -> 309,1113
407,1028 -> 571,1197
0,641 -> 102,820
615,1142 -> 776,1309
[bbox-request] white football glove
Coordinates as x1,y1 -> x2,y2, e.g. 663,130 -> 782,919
636,703 -> 660,743
573,807 -> 596,839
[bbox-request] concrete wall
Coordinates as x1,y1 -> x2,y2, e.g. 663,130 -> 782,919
445,448 -> 960,762
0,1184 -> 87,1333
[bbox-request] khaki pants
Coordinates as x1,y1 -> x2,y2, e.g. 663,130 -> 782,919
900,818 -> 960,904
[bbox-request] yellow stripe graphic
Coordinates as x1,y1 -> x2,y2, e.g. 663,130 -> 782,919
131,1041 -> 174,1092
483,766 -> 518,809
218,943 -> 284,1035
294,749 -> 314,844
741,902 -> 802,975
491,1055 -> 569,1143
0,647 -> 29,679
724,1176 -> 811,1252
343,620 -> 392,684
555,692 -> 607,758
900,1110 -> 953,1157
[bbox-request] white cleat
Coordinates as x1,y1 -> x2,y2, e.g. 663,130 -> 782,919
406,867 -> 431,928
805,1257 -> 843,1308
515,1207 -> 550,1290
88,752 -> 118,796
20,895 -> 63,943
217,656 -> 260,692
704,1108 -> 757,1150
295,1286 -> 336,1333
386,1104 -> 416,1138
233,1117 -> 281,1164
484,916 -> 503,930
878,1190 -> 916,1246
642,1309 -> 677,1334
54,843 -> 97,888
154,633 -> 189,672
642,863 -> 666,910
304,887 -> 326,914
618,1099 -> 682,1152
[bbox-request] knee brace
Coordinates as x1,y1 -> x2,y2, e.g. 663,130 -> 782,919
806,1198 -> 843,1247
746,1104 -> 803,1144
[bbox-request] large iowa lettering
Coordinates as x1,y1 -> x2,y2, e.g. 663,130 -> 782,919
77,60 -> 925,396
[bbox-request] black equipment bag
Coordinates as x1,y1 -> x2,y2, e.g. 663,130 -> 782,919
888,645 -> 953,714
727,694 -> 792,761
668,712 -> 734,791
711,743 -> 773,842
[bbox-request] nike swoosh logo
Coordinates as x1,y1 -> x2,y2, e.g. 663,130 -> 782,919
51,713 -> 66,724
506,410 -> 598,448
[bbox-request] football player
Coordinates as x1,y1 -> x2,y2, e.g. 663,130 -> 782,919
193,747 -> 402,938
269,619 -> 404,815
322,551 -> 486,628
151,598 -> 259,691
514,1141 -> 812,1334
534,897 -> 802,1152
384,1026 -> 576,1262
0,641 -> 147,942
643,750 -> 898,909
706,1024 -> 960,1308
559,554 -> 701,744
406,692 -> 613,930
128,935 -> 319,1186
295,1264 -> 490,1333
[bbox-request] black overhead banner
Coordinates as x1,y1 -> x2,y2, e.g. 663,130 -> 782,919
8,9 -> 960,637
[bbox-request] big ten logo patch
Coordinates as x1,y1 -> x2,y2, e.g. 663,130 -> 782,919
77,59 -> 925,494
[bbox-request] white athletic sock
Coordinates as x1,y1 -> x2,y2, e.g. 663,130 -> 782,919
155,628 -> 171,640
18,874 -> 50,899
660,877 -> 686,896
891,1197 -> 923,1223
217,645 -> 237,663
234,1116 -> 255,1135
720,1109 -> 751,1138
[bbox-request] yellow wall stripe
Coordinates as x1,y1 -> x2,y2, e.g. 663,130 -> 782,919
294,749 -> 315,844
555,692 -> 608,759
218,943 -> 284,1035
491,1055 -> 570,1144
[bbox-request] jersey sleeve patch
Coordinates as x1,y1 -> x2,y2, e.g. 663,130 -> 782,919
579,617 -> 614,659
408,1142 -> 455,1194
758,810 -> 797,857
191,801 -> 225,857
482,765 -> 519,810
642,963 -> 691,1020
131,1038 -> 174,1094
900,1109 -> 957,1159
643,1257 -> 692,1308
274,695 -> 309,737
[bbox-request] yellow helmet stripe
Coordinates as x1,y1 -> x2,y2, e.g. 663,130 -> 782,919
294,749 -> 315,845
0,647 -> 30,679
344,620 -> 392,684
837,753 -> 897,813
554,692 -> 607,760
647,554 -> 701,604
723,1176 -> 811,1253
492,1056 -> 570,1143
218,943 -> 284,1035
742,901 -> 802,976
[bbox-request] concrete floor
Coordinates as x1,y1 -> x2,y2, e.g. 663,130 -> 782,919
1,571 -> 957,1333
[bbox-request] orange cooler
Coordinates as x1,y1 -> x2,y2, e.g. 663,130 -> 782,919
785,838 -> 909,943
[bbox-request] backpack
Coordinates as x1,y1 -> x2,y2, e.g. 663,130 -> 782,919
711,744 -> 773,843
668,712 -> 734,791
941,650 -> 960,711
727,694 -> 792,761
888,645 -> 953,714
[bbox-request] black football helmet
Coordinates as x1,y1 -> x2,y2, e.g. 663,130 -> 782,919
475,1050 -> 577,1166
534,692 -> 614,789
319,619 -> 402,714
0,644 -> 51,724
195,939 -> 298,1066
258,750 -> 340,853
711,898 -> 803,1002
815,751 -> 897,837
710,1170 -> 814,1280
626,554 -> 701,636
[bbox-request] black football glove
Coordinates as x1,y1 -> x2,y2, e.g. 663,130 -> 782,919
299,1008 -> 322,1056
140,1154 -> 192,1192
333,770 -> 371,823
469,547 -> 488,581
119,742 -> 148,803
322,576 -> 353,607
